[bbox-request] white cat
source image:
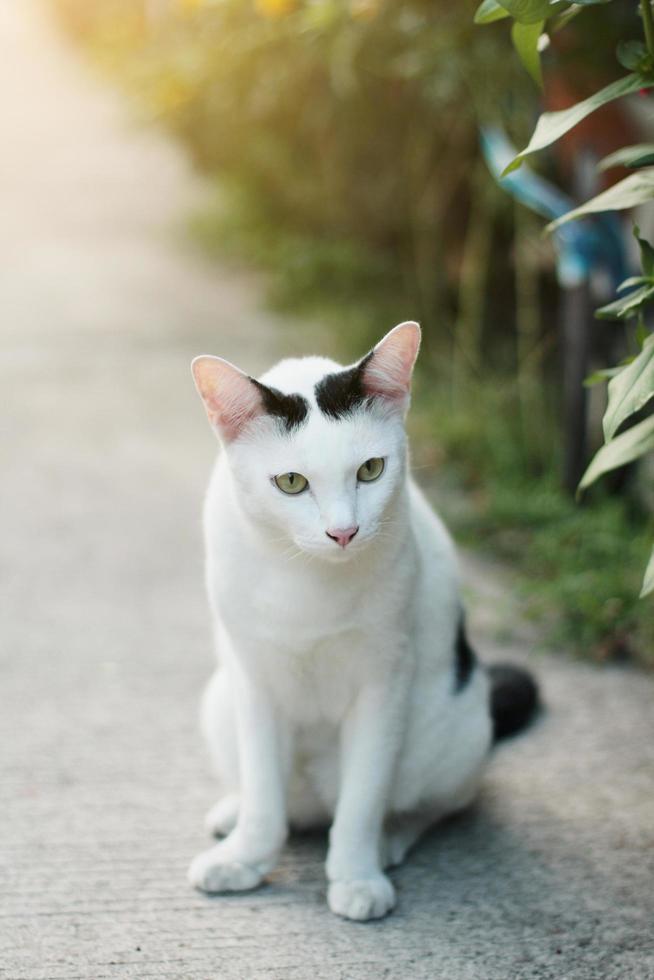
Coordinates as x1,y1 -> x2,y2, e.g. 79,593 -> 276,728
188,321 -> 537,921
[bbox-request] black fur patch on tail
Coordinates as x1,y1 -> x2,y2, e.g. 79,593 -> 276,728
489,664 -> 539,741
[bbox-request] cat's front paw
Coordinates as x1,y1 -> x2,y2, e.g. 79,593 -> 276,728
328,874 -> 396,921
188,845 -> 263,894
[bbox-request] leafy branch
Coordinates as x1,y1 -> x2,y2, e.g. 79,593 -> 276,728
475,0 -> 654,597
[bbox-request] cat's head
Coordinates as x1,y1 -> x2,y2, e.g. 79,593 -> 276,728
192,322 -> 420,562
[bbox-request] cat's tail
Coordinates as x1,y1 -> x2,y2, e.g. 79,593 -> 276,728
488,663 -> 539,741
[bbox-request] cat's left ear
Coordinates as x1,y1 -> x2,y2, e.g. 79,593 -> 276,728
361,321 -> 421,402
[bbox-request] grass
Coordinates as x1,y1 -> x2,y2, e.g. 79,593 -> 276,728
411,383 -> 654,668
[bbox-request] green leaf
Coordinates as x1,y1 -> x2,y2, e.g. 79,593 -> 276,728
603,334 -> 654,439
504,74 -> 654,174
547,168 -> 654,231
595,283 -> 654,320
579,415 -> 654,491
474,0 -> 510,23
511,20 -> 544,87
583,366 -> 623,386
636,316 -> 650,347
497,0 -> 552,24
598,143 -> 654,171
550,3 -> 589,31
641,546 -> 654,598
616,40 -> 650,72
634,225 -> 654,276
617,275 -> 652,290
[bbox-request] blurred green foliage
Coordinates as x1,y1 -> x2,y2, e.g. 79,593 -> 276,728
412,382 -> 654,667
53,0 -> 653,664
54,0 -> 532,338
474,0 -> 654,626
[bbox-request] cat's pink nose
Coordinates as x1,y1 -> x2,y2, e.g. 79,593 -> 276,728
326,526 -> 359,549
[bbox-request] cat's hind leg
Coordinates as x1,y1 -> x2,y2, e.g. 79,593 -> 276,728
381,810 -> 439,869
199,669 -> 241,837
376,669 -> 491,883
204,793 -> 239,837
189,656 -> 290,894
201,668 -> 239,782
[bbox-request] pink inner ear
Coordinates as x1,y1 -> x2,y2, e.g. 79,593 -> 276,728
362,321 -> 421,400
192,356 -> 263,441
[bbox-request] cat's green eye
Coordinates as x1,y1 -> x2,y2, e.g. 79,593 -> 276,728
274,472 -> 309,495
357,457 -> 385,483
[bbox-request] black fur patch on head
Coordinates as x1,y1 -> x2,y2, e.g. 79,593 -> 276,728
314,352 -> 374,420
251,379 -> 309,432
454,617 -> 477,693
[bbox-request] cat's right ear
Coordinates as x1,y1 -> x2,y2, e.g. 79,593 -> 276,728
191,355 -> 264,442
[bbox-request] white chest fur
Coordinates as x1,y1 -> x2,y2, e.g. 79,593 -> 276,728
206,462 -> 417,724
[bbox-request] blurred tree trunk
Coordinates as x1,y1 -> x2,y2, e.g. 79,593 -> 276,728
561,152 -> 596,495
562,283 -> 591,494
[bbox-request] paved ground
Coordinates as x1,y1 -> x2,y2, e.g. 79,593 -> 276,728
1,3 -> 653,978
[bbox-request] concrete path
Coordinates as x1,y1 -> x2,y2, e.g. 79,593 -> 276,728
1,3 -> 653,978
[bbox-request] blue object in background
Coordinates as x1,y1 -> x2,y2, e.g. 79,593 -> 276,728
480,126 -> 629,291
